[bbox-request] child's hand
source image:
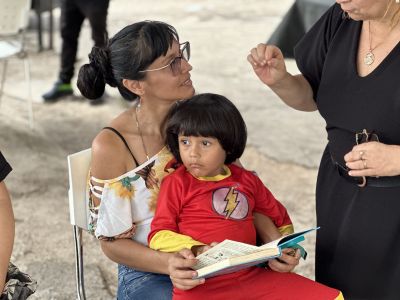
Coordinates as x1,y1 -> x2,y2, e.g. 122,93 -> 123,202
267,248 -> 300,273
191,242 -> 218,256
168,248 -> 205,290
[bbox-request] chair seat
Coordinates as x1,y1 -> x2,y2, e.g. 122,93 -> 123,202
0,40 -> 22,59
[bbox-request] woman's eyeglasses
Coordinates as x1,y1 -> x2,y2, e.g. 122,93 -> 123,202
355,128 -> 379,145
334,129 -> 380,187
139,41 -> 190,76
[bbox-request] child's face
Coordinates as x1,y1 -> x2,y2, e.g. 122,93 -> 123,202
178,135 -> 227,177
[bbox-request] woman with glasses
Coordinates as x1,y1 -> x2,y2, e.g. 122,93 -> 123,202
248,0 -> 400,299
77,21 -> 297,300
77,21 -> 197,300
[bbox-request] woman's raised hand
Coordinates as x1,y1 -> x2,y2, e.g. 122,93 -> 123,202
168,248 -> 205,290
247,44 -> 288,87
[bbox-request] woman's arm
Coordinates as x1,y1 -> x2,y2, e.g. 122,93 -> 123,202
0,182 -> 14,292
100,239 -> 170,273
247,44 -> 317,112
92,131 -> 204,289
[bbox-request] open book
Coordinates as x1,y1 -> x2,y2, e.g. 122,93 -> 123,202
192,227 -> 319,279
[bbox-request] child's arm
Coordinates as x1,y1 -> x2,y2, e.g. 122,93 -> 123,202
254,212 -> 282,243
251,174 -> 301,272
252,177 -> 294,235
148,175 -> 205,253
254,213 -> 301,272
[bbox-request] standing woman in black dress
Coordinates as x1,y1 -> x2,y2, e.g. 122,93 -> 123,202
248,0 -> 400,299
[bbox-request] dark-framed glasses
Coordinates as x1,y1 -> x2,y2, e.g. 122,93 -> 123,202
355,128 -> 379,145
139,41 -> 190,76
336,129 -> 380,187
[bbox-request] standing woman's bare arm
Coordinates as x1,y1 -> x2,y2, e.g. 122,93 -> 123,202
0,182 -> 14,292
248,44 -> 317,112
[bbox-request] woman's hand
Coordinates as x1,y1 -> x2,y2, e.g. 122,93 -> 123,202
344,142 -> 400,177
247,43 -> 288,87
168,248 -> 205,291
267,248 -> 300,273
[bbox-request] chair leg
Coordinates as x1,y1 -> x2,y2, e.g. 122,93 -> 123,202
0,60 -> 8,107
23,57 -> 34,129
73,225 -> 87,300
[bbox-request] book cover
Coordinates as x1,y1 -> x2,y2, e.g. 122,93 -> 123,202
192,227 -> 319,279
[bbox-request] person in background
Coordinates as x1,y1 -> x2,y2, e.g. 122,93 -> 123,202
43,0 -> 109,104
0,152 -> 36,299
0,152 -> 14,295
248,0 -> 400,298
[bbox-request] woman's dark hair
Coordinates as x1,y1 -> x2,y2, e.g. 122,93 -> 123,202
165,93 -> 247,164
77,21 -> 179,101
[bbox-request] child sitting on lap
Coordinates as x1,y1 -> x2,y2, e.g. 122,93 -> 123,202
148,93 -> 343,300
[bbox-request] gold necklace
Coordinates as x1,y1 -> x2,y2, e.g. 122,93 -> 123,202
134,105 -> 150,161
364,19 -> 395,66
364,21 -> 378,66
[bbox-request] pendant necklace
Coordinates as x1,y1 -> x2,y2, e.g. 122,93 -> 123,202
134,103 -> 150,161
364,21 -> 393,66
364,21 -> 376,66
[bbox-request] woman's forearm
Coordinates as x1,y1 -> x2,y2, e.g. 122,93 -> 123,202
269,73 -> 317,112
0,182 -> 14,292
100,239 -> 171,274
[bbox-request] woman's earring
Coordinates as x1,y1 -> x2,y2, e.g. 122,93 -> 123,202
396,0 -> 400,4
137,98 -> 142,110
342,11 -> 349,19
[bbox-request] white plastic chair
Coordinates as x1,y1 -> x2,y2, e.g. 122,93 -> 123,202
67,148 -> 92,300
0,0 -> 33,128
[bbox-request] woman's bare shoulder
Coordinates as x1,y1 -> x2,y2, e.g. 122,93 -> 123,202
91,117 -> 135,179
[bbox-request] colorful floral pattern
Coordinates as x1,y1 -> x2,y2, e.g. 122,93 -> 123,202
109,175 -> 140,200
88,147 -> 176,243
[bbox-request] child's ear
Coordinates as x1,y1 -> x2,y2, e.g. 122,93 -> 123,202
122,79 -> 145,96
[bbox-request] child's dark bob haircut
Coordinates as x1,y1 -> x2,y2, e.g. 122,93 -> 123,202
165,93 -> 247,164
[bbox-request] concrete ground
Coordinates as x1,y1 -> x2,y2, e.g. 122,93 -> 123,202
0,0 -> 328,298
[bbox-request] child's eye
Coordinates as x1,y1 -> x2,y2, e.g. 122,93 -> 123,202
179,139 -> 190,145
202,140 -> 211,146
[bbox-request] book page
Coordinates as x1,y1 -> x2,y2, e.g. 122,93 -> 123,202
193,240 -> 259,269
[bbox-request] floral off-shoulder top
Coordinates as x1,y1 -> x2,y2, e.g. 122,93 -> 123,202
88,146 -> 176,245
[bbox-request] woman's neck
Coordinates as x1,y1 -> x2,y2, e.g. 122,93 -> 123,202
133,98 -> 176,136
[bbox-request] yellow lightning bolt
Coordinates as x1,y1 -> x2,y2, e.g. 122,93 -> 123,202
223,187 -> 240,219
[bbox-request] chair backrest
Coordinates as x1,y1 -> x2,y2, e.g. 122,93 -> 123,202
0,0 -> 32,35
67,148 -> 92,230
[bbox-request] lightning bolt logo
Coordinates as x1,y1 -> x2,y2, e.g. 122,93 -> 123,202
223,187 -> 240,219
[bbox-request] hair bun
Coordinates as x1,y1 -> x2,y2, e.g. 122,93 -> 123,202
89,47 -> 117,87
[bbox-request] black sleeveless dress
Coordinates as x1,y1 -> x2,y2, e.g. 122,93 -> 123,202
295,4 -> 400,300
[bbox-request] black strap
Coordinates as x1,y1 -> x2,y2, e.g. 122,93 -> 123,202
102,127 -> 139,166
